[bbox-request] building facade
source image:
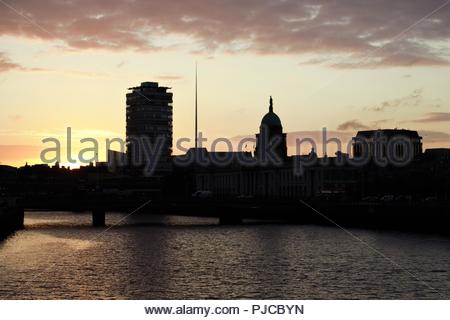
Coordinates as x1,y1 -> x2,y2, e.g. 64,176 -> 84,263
352,129 -> 423,161
177,98 -> 442,201
126,82 -> 173,175
183,97 -> 347,200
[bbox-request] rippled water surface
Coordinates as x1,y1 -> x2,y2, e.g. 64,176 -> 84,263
0,211 -> 449,299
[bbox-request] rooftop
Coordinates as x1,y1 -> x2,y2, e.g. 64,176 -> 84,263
356,129 -> 422,139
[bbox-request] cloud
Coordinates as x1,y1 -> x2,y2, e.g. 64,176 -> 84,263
368,88 -> 423,112
410,112 -> 450,123
336,119 -> 390,132
0,52 -> 46,72
0,53 -> 106,76
0,52 -> 23,72
0,0 -> 450,68
337,120 -> 370,131
420,130 -> 450,143
331,42 -> 450,69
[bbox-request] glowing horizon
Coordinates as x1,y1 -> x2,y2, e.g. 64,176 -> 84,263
1,0 -> 450,167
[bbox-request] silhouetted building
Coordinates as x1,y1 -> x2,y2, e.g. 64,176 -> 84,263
175,98 -> 307,199
174,96 -> 366,199
107,150 -> 127,173
353,129 -> 423,161
126,82 -> 173,174
423,148 -> 450,163
255,96 -> 288,162
191,159 -> 307,199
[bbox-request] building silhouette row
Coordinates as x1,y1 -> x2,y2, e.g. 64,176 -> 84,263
106,81 -> 449,201
1,81 -> 449,204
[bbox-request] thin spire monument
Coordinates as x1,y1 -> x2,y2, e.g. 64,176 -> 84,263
195,62 -> 198,149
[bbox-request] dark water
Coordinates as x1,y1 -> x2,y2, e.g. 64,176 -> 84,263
0,211 -> 449,299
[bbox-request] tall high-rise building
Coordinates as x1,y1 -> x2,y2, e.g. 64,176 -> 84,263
126,82 -> 173,175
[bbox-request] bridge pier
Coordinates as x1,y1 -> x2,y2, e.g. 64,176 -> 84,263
0,206 -> 24,240
219,215 -> 242,225
92,209 -> 105,227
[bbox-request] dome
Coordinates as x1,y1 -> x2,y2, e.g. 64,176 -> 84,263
260,96 -> 282,129
261,112 -> 282,128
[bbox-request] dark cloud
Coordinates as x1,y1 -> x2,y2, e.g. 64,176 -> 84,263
0,0 -> 450,67
420,130 -> 450,143
336,119 -> 391,131
410,112 -> 450,123
337,120 -> 370,131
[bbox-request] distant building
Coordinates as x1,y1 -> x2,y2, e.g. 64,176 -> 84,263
107,150 -> 127,173
255,96 -> 288,162
0,165 -> 17,182
126,82 -> 173,175
173,95 -> 444,201
422,148 -> 450,171
423,148 -> 450,161
176,97 -> 309,199
353,129 -> 423,161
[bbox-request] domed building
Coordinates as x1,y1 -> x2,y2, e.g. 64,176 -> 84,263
255,96 -> 288,162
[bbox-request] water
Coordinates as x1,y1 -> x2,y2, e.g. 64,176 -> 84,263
0,211 -> 449,299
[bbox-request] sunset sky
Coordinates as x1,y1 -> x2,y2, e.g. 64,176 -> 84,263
1,0 -> 449,167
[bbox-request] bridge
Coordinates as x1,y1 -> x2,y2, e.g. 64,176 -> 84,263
3,194 -> 450,236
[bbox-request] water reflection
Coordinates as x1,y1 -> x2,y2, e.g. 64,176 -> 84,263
0,211 -> 449,299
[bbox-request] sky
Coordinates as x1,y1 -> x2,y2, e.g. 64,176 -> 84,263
0,0 -> 449,167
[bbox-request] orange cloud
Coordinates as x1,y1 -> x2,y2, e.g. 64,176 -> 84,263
0,52 -> 22,72
0,0 -> 449,67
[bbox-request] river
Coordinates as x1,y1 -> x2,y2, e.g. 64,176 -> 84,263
0,211 -> 449,299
